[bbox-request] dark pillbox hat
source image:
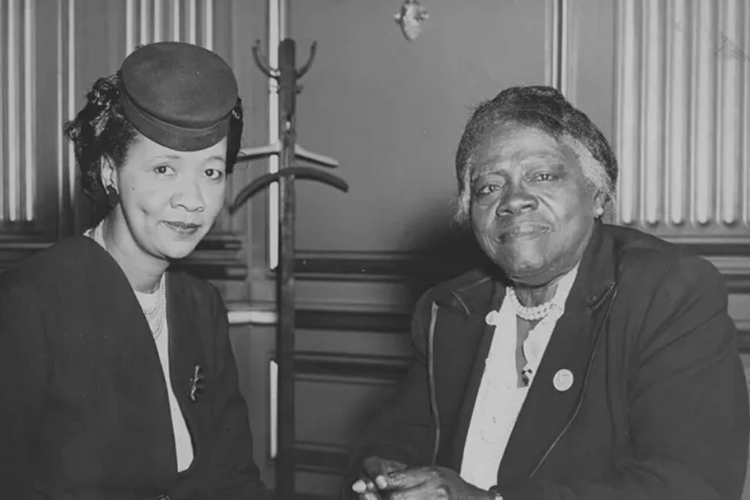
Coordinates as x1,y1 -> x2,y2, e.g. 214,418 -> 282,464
118,41 -> 239,152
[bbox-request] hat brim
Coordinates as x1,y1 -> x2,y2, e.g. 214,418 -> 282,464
119,80 -> 231,152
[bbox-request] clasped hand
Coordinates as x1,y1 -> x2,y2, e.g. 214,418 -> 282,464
351,456 -> 495,500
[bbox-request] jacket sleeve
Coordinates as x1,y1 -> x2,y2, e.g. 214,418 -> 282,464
0,278 -> 50,500
501,255 -> 749,500
345,289 -> 438,477
193,286 -> 267,500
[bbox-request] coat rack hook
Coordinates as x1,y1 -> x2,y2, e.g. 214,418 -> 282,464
252,40 -> 279,79
296,41 -> 317,79
229,166 -> 349,214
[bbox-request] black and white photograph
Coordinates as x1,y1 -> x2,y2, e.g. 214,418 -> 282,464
0,1 -> 749,499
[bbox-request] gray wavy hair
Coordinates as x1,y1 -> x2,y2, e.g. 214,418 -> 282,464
453,85 -> 618,225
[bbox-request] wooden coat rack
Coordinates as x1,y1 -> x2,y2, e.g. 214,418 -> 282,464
231,39 -> 348,499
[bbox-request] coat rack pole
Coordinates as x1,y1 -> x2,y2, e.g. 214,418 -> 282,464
233,35 -> 348,500
276,38 -> 297,500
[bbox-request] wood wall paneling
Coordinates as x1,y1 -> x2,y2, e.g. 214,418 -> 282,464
290,0 -> 550,254
278,2 -> 750,497
611,0 -> 750,377
278,1 -> 554,497
615,0 -> 750,237
0,0 -> 251,281
0,0 -> 77,267
6,2 -> 749,499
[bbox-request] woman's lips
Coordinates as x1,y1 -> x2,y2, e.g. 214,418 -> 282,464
163,221 -> 201,236
499,222 -> 549,240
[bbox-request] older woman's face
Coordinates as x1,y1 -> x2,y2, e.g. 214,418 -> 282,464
106,134 -> 227,261
469,124 -> 602,286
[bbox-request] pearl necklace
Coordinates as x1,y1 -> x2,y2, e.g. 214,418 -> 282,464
136,274 -> 167,339
91,222 -> 167,340
506,286 -> 554,321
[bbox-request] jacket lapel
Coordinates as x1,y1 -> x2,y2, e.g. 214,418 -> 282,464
86,239 -> 178,480
166,272 -> 210,467
497,222 -> 617,486
447,282 -> 506,470
430,275 -> 499,466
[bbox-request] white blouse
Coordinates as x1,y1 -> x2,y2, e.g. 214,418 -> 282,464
460,265 -> 579,489
133,289 -> 194,472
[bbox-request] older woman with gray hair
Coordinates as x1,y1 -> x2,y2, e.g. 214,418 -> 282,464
346,86 -> 749,500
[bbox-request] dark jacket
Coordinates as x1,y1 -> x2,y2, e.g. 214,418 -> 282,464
0,235 -> 266,500
349,223 -> 749,500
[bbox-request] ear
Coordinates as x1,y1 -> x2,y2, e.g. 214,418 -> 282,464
100,156 -> 117,192
592,190 -> 606,218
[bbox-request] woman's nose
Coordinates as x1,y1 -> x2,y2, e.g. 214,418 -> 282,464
496,182 -> 538,216
171,177 -> 206,212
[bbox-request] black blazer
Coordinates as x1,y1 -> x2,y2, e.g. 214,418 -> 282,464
0,235 -> 266,500
349,223 -> 749,500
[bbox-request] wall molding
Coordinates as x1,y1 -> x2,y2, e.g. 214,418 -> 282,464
0,231 -> 247,281
227,302 -> 277,325
293,351 -> 410,383
294,241 -> 750,293
294,244 -> 485,284
723,275 -> 750,295
736,320 -> 750,353
267,351 -> 410,474
171,232 -> 247,280
295,255 -> 474,284
296,309 -> 411,335
293,441 -> 349,476
0,233 -> 53,273
5,233 -> 749,287
669,237 -> 750,257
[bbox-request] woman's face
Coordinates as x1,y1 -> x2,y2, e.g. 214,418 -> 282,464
103,134 -> 228,262
469,123 -> 602,287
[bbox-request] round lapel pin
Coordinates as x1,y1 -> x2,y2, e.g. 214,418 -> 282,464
485,310 -> 501,326
553,369 -> 574,392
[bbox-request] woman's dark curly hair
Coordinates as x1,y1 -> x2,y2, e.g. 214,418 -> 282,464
63,73 -> 244,214
453,85 -> 618,225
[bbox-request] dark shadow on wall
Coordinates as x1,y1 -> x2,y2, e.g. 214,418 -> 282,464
399,215 -> 494,310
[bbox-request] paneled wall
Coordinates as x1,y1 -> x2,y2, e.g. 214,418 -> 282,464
608,19 -> 750,498
615,0 -> 749,234
0,0 -> 259,276
260,1 -> 556,497
3,2 -> 748,499
124,0 -> 215,53
262,1 -> 750,497
609,0 -> 750,350
0,0 -> 37,225
291,1 -> 551,253
0,0 -> 73,241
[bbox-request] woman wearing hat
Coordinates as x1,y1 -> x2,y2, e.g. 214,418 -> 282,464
0,42 -> 266,499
